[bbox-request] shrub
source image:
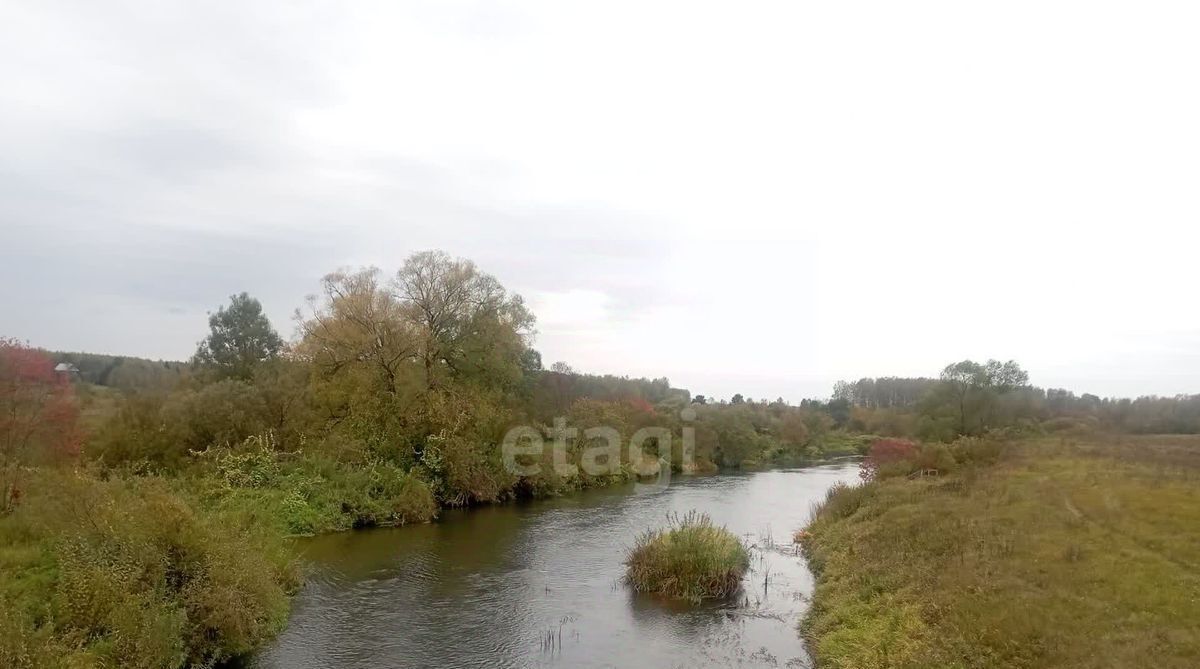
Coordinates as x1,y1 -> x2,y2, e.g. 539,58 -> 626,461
197,447 -> 439,536
2,471 -> 298,667
164,380 -> 271,452
0,339 -> 81,511
912,442 -> 957,474
948,435 -> 1004,467
417,433 -> 513,507
333,462 -> 439,528
625,510 -> 749,603
87,393 -> 177,468
859,438 -> 918,481
212,433 -> 283,489
91,380 -> 275,470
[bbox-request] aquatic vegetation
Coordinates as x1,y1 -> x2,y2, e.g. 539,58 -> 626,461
625,510 -> 749,603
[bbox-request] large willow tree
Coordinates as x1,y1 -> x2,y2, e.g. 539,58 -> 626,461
294,252 -> 537,503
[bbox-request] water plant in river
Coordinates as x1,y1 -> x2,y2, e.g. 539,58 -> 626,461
624,510 -> 749,603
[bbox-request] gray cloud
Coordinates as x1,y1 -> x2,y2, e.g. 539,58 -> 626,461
2,1 -> 1198,401
0,1 -> 670,361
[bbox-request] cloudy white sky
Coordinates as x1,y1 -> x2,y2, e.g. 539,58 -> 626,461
2,1 -> 1197,401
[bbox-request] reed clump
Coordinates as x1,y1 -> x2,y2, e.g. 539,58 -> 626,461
625,510 -> 749,603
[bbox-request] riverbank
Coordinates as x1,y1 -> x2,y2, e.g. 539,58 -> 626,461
800,435 -> 1200,668
0,453 -> 699,667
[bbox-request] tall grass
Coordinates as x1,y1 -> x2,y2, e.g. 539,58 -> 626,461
625,510 -> 749,603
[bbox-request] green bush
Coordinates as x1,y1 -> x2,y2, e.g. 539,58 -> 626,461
625,511 -> 749,603
87,393 -> 178,469
332,462 -> 439,528
193,438 -> 439,536
0,471 -> 299,668
90,380 -> 276,470
416,433 -> 514,507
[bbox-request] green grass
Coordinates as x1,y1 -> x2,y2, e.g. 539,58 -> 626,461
801,435 -> 1200,668
625,510 -> 749,603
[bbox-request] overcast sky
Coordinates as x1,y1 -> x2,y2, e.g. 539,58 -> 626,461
2,1 -> 1198,401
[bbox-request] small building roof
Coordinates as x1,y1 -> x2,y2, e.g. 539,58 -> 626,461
54,363 -> 80,373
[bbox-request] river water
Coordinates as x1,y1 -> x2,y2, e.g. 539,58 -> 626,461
249,462 -> 859,669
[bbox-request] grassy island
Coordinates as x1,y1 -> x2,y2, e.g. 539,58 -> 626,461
625,511 -> 749,603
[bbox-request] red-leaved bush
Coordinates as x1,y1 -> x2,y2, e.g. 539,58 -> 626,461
626,396 -> 656,415
859,438 -> 918,481
0,338 -> 81,510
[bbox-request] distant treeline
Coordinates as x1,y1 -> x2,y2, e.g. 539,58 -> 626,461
50,351 -> 187,392
832,371 -> 1200,437
833,376 -> 940,409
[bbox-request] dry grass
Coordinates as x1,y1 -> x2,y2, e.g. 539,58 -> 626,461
802,434 -> 1200,669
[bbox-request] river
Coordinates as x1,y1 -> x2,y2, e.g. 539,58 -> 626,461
249,461 -> 859,669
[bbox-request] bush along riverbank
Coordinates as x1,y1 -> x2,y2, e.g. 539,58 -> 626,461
625,510 -> 749,603
0,469 -> 300,668
799,435 -> 1200,668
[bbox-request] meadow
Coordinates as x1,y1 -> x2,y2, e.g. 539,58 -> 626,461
802,434 -> 1200,668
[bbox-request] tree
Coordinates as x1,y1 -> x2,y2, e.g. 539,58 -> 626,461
520,348 -> 543,375
826,398 -> 852,427
779,411 -> 810,448
983,359 -> 1029,392
936,359 -> 1029,435
940,360 -> 986,434
394,251 -> 535,390
297,268 -> 416,396
0,339 -> 80,511
731,393 -> 745,405
194,293 -> 284,380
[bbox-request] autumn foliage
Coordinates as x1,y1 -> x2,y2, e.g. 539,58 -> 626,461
0,338 -> 81,510
626,396 -> 656,415
859,438 -> 918,481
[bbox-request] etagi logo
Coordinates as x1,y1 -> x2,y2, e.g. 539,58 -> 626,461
501,407 -> 697,494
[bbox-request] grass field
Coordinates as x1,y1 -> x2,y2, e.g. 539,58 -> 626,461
802,435 -> 1200,669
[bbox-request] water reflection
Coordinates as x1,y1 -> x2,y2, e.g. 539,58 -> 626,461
250,462 -> 859,669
